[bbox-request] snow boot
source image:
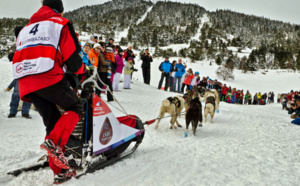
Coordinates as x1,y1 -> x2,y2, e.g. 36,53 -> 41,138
40,139 -> 70,169
8,113 -> 16,118
22,114 -> 32,119
53,169 -> 76,184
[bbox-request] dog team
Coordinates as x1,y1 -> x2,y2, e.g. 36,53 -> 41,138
155,86 -> 220,137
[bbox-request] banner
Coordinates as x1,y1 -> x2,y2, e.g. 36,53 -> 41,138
92,94 -> 143,155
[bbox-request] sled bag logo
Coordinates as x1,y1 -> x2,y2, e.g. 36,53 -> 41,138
99,117 -> 113,145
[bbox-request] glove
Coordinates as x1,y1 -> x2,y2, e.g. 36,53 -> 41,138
5,88 -> 10,92
133,69 -> 138,72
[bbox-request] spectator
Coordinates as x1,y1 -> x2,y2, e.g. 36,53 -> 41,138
257,92 -> 262,104
125,43 -> 137,78
141,49 -> 153,85
5,79 -> 31,119
191,71 -> 200,88
105,38 -> 116,82
181,68 -> 194,93
173,59 -> 185,92
97,44 -> 114,102
8,50 -> 14,62
290,99 -> 300,122
113,48 -> 125,92
158,56 -> 172,91
221,84 -> 229,101
88,43 -> 101,67
244,90 -> 252,105
80,43 -> 92,66
277,93 -> 281,103
253,93 -> 258,105
169,60 -> 177,91
124,58 -> 137,89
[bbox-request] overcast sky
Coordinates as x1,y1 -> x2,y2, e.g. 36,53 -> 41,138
1,0 -> 299,25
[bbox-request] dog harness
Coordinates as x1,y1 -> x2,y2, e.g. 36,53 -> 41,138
206,96 -> 215,105
167,97 -> 181,109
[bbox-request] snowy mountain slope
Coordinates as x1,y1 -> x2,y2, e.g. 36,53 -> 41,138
0,57 -> 299,186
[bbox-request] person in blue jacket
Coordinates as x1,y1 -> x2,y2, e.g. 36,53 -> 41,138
158,56 -> 172,91
291,99 -> 300,125
80,42 -> 93,66
173,58 -> 186,92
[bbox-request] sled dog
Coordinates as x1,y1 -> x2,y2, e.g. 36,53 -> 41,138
202,90 -> 219,123
186,97 -> 203,135
155,95 -> 185,129
183,90 -> 195,115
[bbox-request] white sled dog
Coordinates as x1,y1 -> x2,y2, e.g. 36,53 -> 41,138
155,95 -> 185,129
201,89 -> 220,123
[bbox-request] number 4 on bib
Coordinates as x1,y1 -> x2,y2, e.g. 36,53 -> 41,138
29,24 -> 39,35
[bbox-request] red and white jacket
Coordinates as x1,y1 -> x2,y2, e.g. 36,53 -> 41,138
13,6 -> 85,102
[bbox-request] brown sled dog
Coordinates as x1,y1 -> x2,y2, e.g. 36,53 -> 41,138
155,95 -> 185,129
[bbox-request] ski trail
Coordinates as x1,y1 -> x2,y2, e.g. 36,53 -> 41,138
158,14 -> 210,52
115,5 -> 153,42
190,13 -> 210,42
136,5 -> 153,25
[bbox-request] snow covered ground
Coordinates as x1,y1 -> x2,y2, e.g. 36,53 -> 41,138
0,56 -> 300,186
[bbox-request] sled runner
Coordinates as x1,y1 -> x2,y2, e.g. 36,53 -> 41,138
7,67 -> 145,180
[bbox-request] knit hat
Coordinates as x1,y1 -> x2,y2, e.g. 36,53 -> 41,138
14,26 -> 24,38
84,42 -> 92,49
99,42 -> 106,47
118,48 -> 124,53
42,0 -> 64,13
128,43 -> 133,48
195,72 -> 199,75
93,43 -> 101,49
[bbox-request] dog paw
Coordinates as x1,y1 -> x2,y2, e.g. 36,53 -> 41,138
199,123 -> 203,127
177,124 -> 182,128
170,126 -> 173,129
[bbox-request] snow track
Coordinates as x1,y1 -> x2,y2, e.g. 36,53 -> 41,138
0,57 -> 299,185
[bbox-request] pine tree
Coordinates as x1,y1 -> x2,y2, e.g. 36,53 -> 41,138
296,50 -> 300,70
216,55 -> 222,65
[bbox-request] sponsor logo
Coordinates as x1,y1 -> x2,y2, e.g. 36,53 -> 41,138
16,63 -> 23,74
50,17 -> 63,22
99,117 -> 113,145
96,101 -> 101,106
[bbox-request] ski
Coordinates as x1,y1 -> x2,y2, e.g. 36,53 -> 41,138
7,159 -> 49,177
7,141 -> 141,178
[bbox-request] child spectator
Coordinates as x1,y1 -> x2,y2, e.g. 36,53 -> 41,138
113,48 -> 125,92
124,58 -> 137,89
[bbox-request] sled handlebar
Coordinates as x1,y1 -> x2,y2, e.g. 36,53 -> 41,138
81,67 -> 107,92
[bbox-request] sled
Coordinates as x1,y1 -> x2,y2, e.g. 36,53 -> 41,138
7,67 -> 145,178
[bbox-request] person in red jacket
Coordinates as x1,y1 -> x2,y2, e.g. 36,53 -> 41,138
221,84 -> 229,101
12,0 -> 85,183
